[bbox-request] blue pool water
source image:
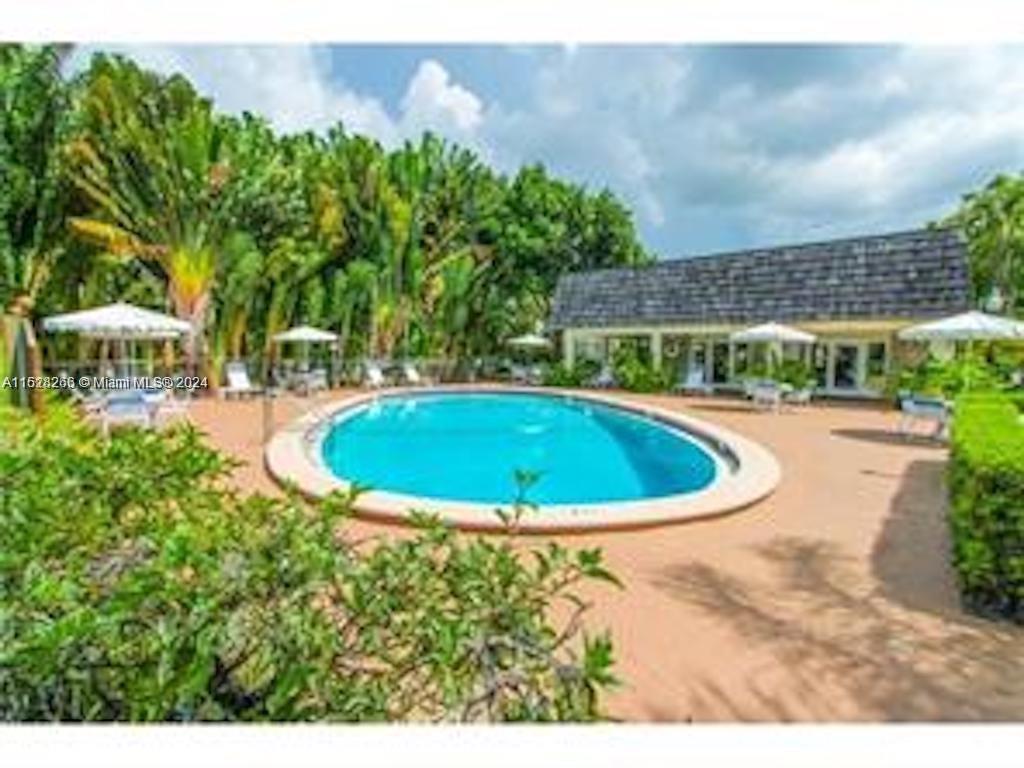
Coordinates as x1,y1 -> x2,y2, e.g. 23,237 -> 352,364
320,392 -> 718,506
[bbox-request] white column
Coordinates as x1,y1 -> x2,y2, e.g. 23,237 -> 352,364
562,329 -> 576,368
651,331 -> 663,369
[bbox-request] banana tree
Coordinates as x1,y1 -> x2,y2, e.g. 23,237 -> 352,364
64,55 -> 235,374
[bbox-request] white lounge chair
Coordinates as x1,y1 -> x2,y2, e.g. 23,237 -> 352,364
68,383 -> 105,417
898,395 -> 951,440
510,364 -> 530,384
589,364 -> 616,388
365,362 -> 386,389
750,381 -> 783,412
221,361 -> 261,399
402,362 -> 425,386
783,387 -> 813,407
308,368 -> 329,393
678,368 -> 713,395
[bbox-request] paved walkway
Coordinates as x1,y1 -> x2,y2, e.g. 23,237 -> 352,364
187,389 -> 1024,722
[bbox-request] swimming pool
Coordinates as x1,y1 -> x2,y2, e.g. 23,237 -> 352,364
320,391 -> 719,505
266,387 -> 780,532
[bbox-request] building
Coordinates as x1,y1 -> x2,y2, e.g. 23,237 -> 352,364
549,228 -> 971,397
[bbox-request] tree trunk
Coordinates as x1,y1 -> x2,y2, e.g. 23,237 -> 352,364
172,292 -> 210,381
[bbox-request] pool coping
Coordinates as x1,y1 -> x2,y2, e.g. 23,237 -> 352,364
264,385 -> 781,533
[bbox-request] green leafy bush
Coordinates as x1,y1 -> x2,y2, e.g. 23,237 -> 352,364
542,360 -> 599,387
611,342 -> 673,393
895,354 -> 1003,398
0,404 -> 619,721
948,393 -> 1024,622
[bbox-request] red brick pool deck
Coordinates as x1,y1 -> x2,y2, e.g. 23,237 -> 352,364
187,389 -> 1024,722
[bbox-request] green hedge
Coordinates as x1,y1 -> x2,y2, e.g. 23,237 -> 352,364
948,393 -> 1024,621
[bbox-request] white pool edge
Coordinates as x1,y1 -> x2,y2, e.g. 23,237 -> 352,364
264,385 -> 781,533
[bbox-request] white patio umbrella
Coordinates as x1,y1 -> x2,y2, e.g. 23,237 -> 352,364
272,325 -> 339,344
272,325 -> 339,379
730,321 -> 816,344
42,301 -> 190,339
899,310 -> 1024,391
42,302 -> 189,377
897,310 -> 1024,342
506,332 -> 552,349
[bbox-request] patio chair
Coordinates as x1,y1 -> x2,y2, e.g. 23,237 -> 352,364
97,391 -> 156,436
221,361 -> 261,399
364,362 -> 386,389
898,395 -> 951,440
309,367 -> 329,393
677,368 -> 713,396
402,362 -> 427,386
68,383 -> 105,418
589,364 -> 616,388
783,386 -> 813,407
510,364 -> 530,384
750,381 -> 783,412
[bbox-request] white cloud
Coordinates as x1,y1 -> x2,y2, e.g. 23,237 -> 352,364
69,45 -> 399,141
399,59 -> 483,134
65,45 -> 1024,254
68,46 -> 489,152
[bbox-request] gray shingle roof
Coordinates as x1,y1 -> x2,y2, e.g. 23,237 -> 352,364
549,228 -> 971,330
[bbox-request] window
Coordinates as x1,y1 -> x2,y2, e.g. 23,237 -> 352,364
573,337 -> 605,363
733,343 -> 749,376
867,342 -> 886,377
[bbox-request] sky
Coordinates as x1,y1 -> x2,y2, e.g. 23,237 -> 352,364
68,44 -> 1024,258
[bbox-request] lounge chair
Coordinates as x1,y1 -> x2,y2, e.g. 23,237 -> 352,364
510,364 -> 530,384
68,383 -> 105,417
589,364 -> 616,388
750,381 -> 783,412
364,362 -> 386,389
402,362 -> 426,386
678,368 -> 713,396
898,395 -> 951,440
783,386 -> 813,407
309,367 -> 329,393
221,361 -> 261,399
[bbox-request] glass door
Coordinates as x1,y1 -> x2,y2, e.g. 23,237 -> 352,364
689,341 -> 708,382
833,344 -> 860,390
711,341 -> 730,384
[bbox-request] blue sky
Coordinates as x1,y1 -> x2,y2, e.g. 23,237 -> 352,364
70,44 -> 1024,258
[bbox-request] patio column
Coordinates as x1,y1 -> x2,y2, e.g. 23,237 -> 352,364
562,329 -> 576,367
651,331 -> 663,368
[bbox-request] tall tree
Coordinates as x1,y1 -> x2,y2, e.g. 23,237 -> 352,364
64,54 -> 236,373
948,173 -> 1024,314
0,44 -> 74,317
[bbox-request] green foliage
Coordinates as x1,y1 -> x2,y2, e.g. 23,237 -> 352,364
542,360 -> 599,388
894,353 -> 1004,398
948,393 -> 1024,622
0,46 -> 650,371
946,174 -> 1024,314
744,357 -> 814,389
611,341 -> 673,393
0,403 -> 619,721
0,44 -> 74,314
